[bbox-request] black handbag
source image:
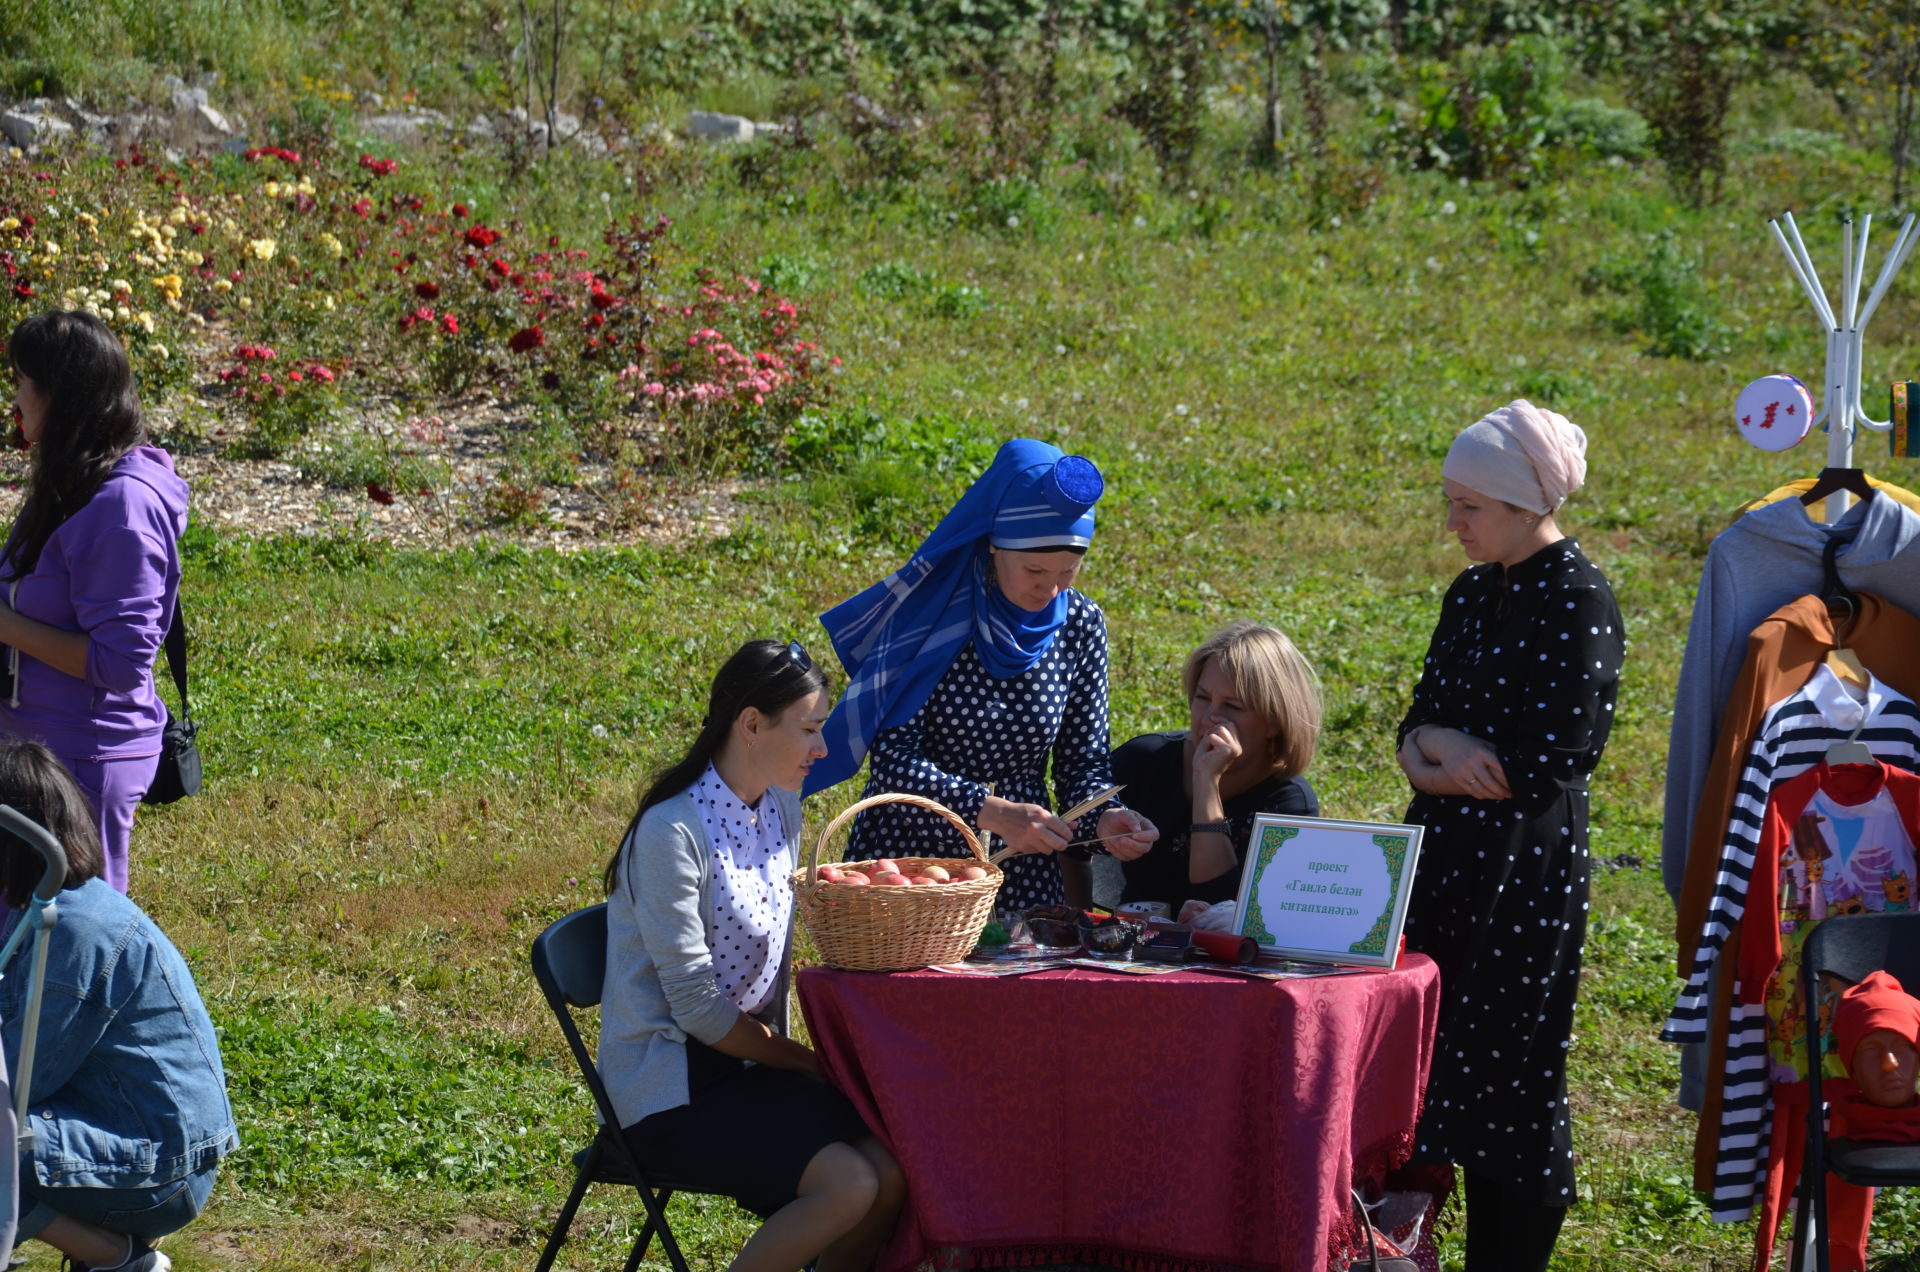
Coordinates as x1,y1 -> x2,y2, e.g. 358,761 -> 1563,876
142,599 -> 201,805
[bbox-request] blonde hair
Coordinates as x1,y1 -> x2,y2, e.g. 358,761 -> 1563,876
1181,621 -> 1322,779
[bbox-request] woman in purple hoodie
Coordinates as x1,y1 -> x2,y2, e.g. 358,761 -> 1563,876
0,311 -> 190,892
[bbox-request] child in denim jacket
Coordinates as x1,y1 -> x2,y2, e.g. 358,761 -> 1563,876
0,740 -> 236,1271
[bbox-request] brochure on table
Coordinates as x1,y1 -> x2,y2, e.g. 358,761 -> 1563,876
1232,814 -> 1424,969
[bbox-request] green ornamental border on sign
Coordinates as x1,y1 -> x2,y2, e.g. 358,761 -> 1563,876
1241,825 -> 1409,956
1240,824 -> 1299,947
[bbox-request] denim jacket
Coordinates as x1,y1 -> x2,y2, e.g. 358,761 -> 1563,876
0,878 -> 239,1189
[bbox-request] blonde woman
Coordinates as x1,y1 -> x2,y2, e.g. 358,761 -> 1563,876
1114,621 -> 1323,911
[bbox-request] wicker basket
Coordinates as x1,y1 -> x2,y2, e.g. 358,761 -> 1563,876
790,792 -> 1003,972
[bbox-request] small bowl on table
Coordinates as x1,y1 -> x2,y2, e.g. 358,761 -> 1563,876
1076,913 -> 1141,959
1025,905 -> 1082,952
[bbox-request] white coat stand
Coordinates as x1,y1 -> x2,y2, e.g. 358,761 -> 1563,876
1767,210 -> 1919,522
1770,218 -> 1917,1272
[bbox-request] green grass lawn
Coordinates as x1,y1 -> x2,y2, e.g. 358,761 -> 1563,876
5,59 -> 1918,1272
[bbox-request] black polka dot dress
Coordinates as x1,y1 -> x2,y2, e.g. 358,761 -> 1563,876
691,763 -> 793,1013
846,590 -> 1117,910
1396,539 -> 1625,1204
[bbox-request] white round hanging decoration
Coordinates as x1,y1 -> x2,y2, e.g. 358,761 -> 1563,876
1733,374 -> 1814,452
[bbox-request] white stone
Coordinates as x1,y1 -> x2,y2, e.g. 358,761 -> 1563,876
689,110 -> 754,142
0,109 -> 73,150
191,102 -> 233,138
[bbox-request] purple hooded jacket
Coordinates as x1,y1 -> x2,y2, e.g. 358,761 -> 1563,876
0,445 -> 189,760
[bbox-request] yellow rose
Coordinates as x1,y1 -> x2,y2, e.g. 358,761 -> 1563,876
114,305 -> 130,322
136,313 -> 155,333
0,217 -> 18,232
248,238 -> 276,262
263,181 -> 281,199
213,279 -> 232,293
152,274 -> 183,301
168,206 -> 188,225
318,233 -> 344,258
151,344 -> 169,360
237,296 -> 252,311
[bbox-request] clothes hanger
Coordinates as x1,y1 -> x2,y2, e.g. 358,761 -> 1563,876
1818,533 -> 1872,691
1800,467 -> 1875,508
1826,721 -> 1875,766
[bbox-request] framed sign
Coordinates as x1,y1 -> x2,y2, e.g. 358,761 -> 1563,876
1233,814 -> 1424,969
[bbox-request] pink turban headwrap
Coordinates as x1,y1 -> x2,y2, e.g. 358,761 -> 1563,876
1441,399 -> 1588,515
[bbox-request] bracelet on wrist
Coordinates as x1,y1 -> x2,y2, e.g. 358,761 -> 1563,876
1190,820 -> 1232,838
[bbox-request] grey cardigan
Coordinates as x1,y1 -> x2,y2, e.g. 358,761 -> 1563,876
598,786 -> 799,1129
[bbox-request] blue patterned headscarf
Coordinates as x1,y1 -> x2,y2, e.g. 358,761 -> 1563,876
803,439 -> 1105,796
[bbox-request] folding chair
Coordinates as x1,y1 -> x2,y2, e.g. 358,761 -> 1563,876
531,903 -> 694,1272
1790,911 -> 1920,1272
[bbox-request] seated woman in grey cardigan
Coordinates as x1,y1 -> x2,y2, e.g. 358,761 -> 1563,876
599,638 -> 904,1272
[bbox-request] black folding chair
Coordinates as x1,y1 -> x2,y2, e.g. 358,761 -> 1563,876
1790,911 -> 1920,1272
531,903 -> 694,1272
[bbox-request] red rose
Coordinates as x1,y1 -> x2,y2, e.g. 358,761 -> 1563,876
464,226 -> 500,249
490,258 -> 510,277
414,280 -> 441,300
358,154 -> 398,176
451,203 -> 469,219
507,326 -> 545,353
366,481 -> 395,505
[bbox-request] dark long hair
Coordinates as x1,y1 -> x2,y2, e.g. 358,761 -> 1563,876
4,310 -> 147,579
0,740 -> 105,908
602,639 -> 828,895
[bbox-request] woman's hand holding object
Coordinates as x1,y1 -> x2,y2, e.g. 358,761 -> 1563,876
1095,807 -> 1159,861
980,795 -> 1071,855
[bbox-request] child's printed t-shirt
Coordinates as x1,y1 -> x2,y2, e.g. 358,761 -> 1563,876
1766,785 -> 1919,1082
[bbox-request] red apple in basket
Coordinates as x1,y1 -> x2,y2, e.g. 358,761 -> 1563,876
817,866 -> 845,883
839,872 -> 870,886
908,875 -> 939,885
920,865 -> 951,882
872,858 -> 901,876
955,865 -> 987,882
873,871 -> 911,886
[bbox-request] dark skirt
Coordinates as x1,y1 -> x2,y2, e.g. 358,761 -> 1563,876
621,1040 -> 872,1219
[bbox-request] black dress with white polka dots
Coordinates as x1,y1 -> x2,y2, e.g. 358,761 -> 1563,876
1396,538 -> 1625,1204
845,590 -> 1116,910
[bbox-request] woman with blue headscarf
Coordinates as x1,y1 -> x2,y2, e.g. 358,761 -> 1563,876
804,439 -> 1157,909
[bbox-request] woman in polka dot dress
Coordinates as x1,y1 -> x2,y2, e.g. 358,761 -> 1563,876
804,439 -> 1158,910
1393,402 -> 1625,1272
600,640 -> 905,1272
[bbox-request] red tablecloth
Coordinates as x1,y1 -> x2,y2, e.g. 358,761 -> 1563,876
798,955 -> 1442,1272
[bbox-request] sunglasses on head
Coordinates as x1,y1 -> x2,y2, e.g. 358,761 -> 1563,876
785,640 -> 814,672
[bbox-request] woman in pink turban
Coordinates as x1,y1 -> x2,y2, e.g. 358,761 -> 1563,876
1390,400 -> 1625,1272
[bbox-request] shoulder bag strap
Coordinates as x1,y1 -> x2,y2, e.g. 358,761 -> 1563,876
162,598 -> 191,721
